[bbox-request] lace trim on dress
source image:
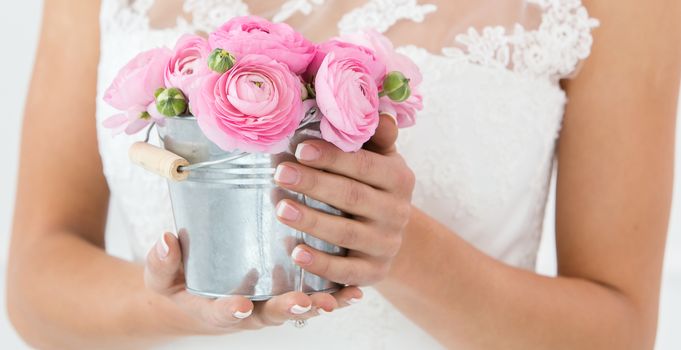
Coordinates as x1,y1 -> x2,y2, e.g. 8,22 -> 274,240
183,0 -> 250,33
114,0 -> 598,83
272,0 -> 327,23
441,0 -> 599,82
337,0 -> 438,35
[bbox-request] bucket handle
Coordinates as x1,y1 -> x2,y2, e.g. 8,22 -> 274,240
128,123 -> 247,181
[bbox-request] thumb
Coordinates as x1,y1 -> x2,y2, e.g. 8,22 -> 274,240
144,232 -> 184,295
365,113 -> 398,154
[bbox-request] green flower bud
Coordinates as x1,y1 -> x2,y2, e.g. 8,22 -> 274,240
381,71 -> 411,102
154,87 -> 164,99
305,82 -> 316,99
208,48 -> 236,73
155,87 -> 187,117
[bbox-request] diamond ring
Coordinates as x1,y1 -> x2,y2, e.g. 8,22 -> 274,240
291,319 -> 307,328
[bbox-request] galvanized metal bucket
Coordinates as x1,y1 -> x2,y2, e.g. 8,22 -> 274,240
157,116 -> 345,300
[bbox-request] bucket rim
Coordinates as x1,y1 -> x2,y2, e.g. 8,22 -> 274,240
164,115 -> 198,122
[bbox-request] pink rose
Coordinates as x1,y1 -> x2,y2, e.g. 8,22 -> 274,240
307,40 -> 386,85
378,89 -> 423,128
165,34 -> 211,97
340,30 -> 423,127
103,47 -> 171,111
314,49 -> 381,152
102,102 -> 165,135
103,47 -> 172,134
192,54 -> 303,153
209,16 -> 316,75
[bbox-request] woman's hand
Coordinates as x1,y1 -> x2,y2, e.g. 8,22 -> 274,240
274,117 -> 415,286
144,233 -> 363,334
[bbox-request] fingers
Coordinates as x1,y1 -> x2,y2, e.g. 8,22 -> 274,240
276,199 -> 402,257
274,162 -> 395,217
291,244 -> 383,286
145,233 -> 258,331
172,292 -> 255,329
143,235 -> 361,332
144,232 -> 184,295
331,286 -> 364,310
250,292 -> 316,327
213,297 -> 255,322
365,113 -> 399,154
309,292 -> 339,313
293,140 -> 408,192
244,289 -> 353,328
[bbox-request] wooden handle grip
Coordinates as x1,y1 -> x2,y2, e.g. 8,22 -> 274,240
128,142 -> 190,181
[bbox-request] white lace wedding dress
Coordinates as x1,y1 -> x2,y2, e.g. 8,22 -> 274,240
96,0 -> 598,348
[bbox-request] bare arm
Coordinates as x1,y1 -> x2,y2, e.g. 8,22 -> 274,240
6,1 -> 360,348
376,0 -> 681,348
6,1 -> 193,347
268,1 -> 679,348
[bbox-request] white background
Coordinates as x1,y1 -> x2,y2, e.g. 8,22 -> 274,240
0,1 -> 679,349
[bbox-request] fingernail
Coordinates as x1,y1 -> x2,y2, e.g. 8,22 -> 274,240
347,297 -> 362,305
274,165 -> 300,185
276,201 -> 300,221
233,309 -> 253,319
380,112 -> 398,126
295,143 -> 321,161
317,308 -> 332,315
290,304 -> 312,315
156,233 -> 169,259
291,246 -> 313,265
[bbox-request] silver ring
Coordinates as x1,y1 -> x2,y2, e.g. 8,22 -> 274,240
291,319 -> 307,328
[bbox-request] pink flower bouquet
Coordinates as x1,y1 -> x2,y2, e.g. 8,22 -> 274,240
103,16 -> 423,153
102,16 -> 425,299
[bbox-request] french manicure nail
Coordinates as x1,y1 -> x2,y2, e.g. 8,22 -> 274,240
290,304 -> 312,315
274,165 -> 300,185
156,233 -> 169,259
276,201 -> 300,221
291,246 -> 313,265
347,297 -> 362,305
295,143 -> 321,161
317,308 -> 332,315
233,309 -> 253,319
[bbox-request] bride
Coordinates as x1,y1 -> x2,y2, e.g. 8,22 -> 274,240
7,0 -> 681,349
